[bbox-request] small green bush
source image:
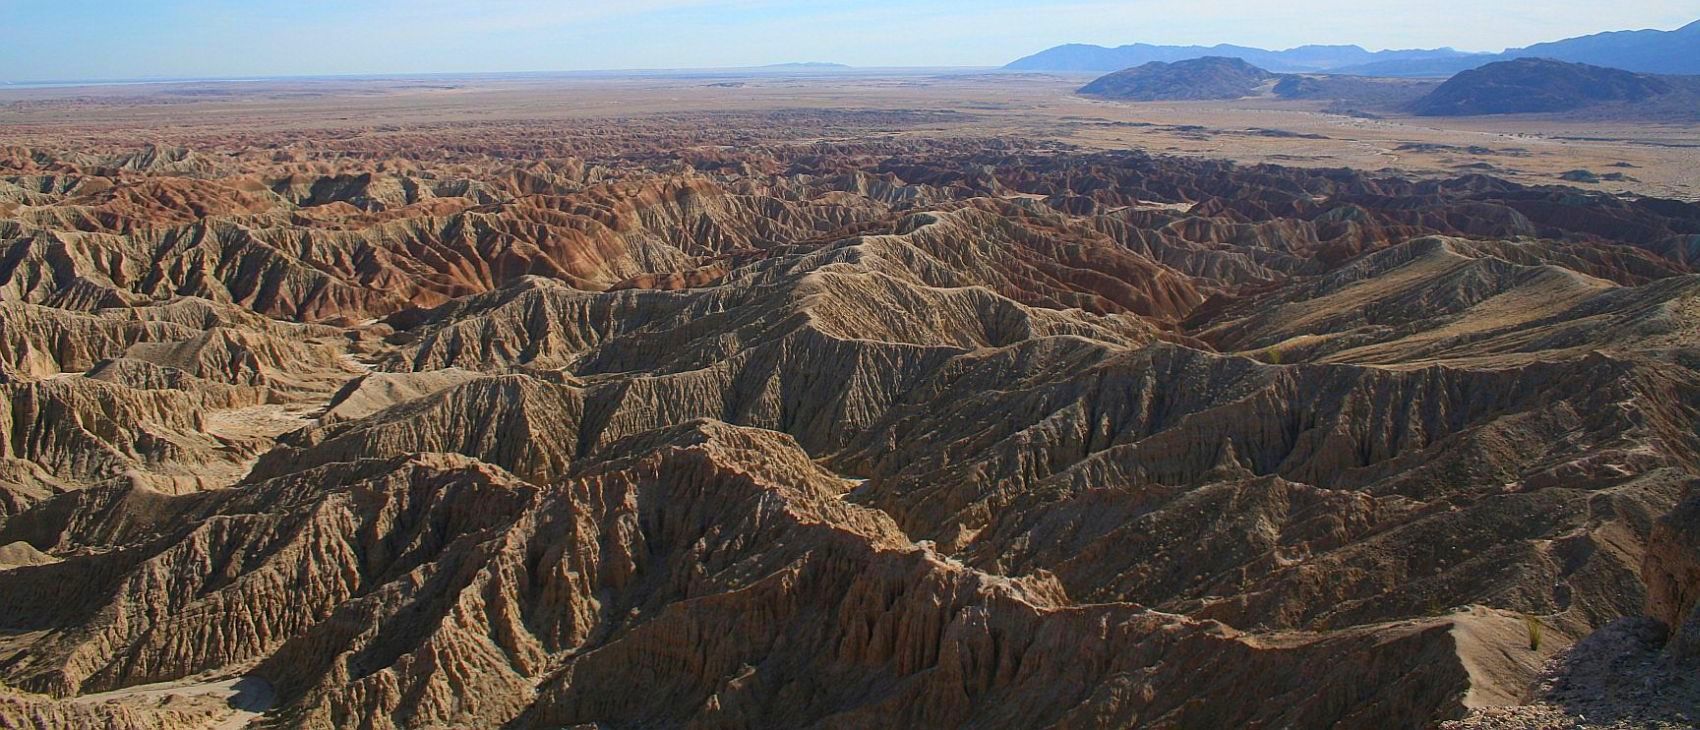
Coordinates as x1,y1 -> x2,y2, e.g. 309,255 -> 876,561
1522,614 -> 1543,651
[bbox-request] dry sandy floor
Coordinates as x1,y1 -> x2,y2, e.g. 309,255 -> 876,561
2,70 -> 1695,200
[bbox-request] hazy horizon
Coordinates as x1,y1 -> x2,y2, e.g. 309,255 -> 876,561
2,1 -> 1696,83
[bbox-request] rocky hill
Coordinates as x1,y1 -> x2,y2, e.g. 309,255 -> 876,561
1410,58 -> 1699,116
3,113 -> 1700,728
1080,59 -> 1435,109
1078,56 -> 1276,101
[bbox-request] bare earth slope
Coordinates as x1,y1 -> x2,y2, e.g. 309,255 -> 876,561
2,109 -> 1700,729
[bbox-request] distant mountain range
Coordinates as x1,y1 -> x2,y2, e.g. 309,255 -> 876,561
1011,19 -> 1700,77
760,62 -> 852,70
1340,20 -> 1700,76
1008,43 -> 1475,74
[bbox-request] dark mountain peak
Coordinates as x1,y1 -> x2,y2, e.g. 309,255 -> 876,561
1168,55 -> 1266,72
1079,56 -> 1276,101
1411,58 -> 1677,116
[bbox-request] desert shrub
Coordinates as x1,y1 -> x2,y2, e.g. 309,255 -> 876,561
1522,614 -> 1543,651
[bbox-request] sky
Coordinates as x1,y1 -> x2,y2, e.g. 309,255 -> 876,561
2,0 -> 1697,82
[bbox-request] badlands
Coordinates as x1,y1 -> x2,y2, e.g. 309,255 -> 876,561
0,71 -> 1697,728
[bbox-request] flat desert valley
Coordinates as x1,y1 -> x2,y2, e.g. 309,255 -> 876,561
4,71 -> 1697,199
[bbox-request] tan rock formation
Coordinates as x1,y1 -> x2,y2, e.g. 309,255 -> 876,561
5,131 -> 1700,727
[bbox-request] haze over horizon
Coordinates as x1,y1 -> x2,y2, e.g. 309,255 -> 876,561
2,0 -> 1697,83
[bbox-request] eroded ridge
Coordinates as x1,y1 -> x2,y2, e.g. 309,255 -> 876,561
3,128 -> 1700,728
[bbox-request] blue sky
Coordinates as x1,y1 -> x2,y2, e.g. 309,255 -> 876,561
3,1 -> 1697,82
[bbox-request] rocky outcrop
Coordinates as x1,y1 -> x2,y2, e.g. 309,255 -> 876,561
1645,482 -> 1700,657
1411,58 -> 1698,117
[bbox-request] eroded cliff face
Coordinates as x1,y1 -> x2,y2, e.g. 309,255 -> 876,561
1645,482 -> 1700,658
4,128 -> 1700,728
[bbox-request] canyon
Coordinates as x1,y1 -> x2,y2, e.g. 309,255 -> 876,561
0,73 -> 1697,728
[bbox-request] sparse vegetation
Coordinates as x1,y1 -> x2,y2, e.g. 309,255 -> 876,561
1523,614 -> 1544,651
